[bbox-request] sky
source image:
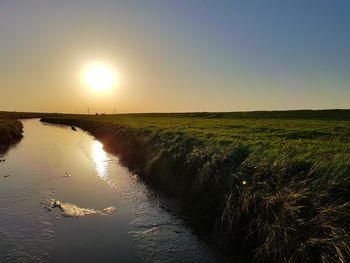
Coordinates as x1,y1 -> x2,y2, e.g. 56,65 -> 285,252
0,0 -> 349,113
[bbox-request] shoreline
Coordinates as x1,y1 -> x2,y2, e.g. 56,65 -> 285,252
0,118 -> 23,154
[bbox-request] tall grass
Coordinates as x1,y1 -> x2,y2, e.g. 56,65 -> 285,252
41,113 -> 350,262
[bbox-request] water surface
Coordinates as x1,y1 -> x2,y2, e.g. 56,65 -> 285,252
0,119 -> 220,263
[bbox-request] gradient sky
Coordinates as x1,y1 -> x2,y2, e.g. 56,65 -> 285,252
0,0 -> 349,113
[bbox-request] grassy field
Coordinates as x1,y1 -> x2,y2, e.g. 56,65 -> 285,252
40,110 -> 350,262
81,111 -> 350,161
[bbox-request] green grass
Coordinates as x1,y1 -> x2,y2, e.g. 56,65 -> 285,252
52,112 -> 350,163
40,110 -> 350,262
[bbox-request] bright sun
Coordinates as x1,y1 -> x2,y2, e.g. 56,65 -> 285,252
82,62 -> 117,92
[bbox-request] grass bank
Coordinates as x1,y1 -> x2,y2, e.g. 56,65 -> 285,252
0,117 -> 23,154
41,110 -> 350,262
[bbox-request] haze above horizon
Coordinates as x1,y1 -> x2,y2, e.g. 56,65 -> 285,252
1,0 -> 349,113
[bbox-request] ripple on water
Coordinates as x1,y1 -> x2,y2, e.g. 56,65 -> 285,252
0,203 -> 54,263
127,192 -> 219,263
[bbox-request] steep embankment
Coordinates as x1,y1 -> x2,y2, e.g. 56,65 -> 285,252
41,116 -> 350,263
0,118 -> 23,154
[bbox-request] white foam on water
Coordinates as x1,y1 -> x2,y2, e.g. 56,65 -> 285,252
45,199 -> 116,217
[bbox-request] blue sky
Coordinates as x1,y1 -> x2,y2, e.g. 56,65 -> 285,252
0,0 -> 349,113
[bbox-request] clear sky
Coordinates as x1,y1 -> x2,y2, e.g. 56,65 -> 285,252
0,0 -> 349,113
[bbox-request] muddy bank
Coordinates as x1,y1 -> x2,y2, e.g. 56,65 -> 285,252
40,117 -> 350,262
0,118 -> 23,154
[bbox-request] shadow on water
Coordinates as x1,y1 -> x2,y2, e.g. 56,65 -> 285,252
99,137 -> 247,263
0,137 -> 22,157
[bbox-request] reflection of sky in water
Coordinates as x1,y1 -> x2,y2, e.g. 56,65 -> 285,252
92,140 -> 108,179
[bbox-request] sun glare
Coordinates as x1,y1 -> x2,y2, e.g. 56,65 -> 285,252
82,62 -> 117,92
92,140 -> 108,178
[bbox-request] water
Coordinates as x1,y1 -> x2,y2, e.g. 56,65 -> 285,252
0,119 -> 220,263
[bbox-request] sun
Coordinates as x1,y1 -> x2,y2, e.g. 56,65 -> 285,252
82,62 -> 117,92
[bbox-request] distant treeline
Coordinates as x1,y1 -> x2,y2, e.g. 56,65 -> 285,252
1,109 -> 350,120
108,109 -> 350,120
0,112 -> 81,119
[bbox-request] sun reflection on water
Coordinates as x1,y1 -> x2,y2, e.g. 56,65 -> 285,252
92,140 -> 108,179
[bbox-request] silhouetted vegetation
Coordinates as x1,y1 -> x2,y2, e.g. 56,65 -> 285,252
40,110 -> 350,262
109,109 -> 350,121
0,116 -> 23,153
